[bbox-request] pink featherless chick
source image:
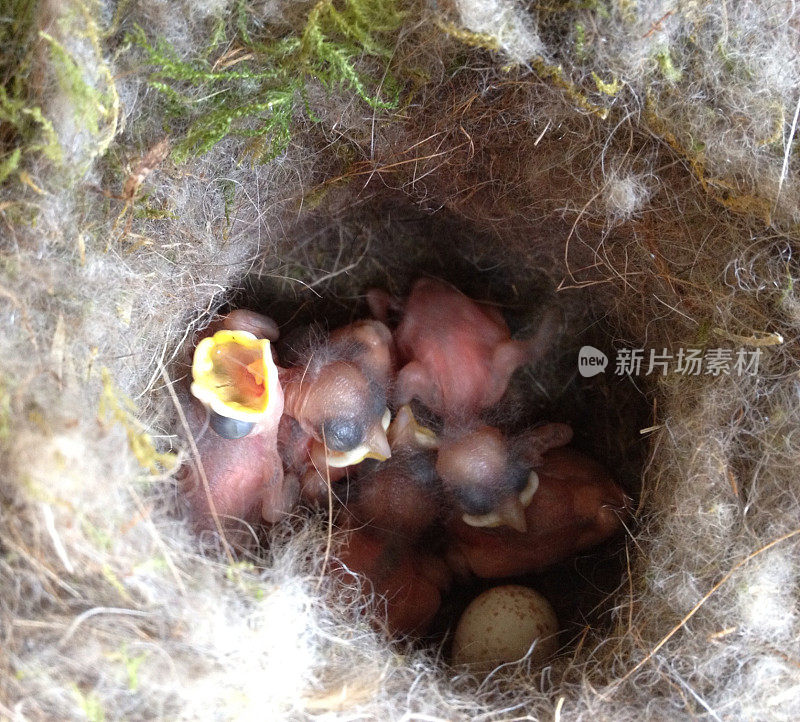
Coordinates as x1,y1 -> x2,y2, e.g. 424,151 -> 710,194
367,278 -> 561,418
179,310 -> 296,528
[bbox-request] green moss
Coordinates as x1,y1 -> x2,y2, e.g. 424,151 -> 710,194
0,0 -> 38,87
98,368 -> 177,475
226,561 -> 270,600
133,201 -> 178,221
0,0 -> 118,190
113,646 -> 148,693
591,71 -> 621,96
0,146 -> 21,185
130,0 -> 408,163
219,176 -> 236,228
40,30 -> 108,138
0,0 -> 62,186
72,685 -> 105,722
81,518 -> 114,552
654,46 -> 682,83
574,22 -> 586,60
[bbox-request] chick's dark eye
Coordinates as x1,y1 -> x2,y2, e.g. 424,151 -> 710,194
210,411 -> 255,439
508,462 -> 530,493
322,417 -> 365,452
454,485 -> 496,516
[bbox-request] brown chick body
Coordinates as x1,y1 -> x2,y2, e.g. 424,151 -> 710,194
179,310 -> 295,527
369,278 -> 559,418
333,526 -> 452,636
331,404 -> 450,637
341,405 -> 443,538
446,447 -> 630,578
343,449 -> 442,539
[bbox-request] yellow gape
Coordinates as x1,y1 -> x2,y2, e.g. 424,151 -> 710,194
190,329 -> 279,423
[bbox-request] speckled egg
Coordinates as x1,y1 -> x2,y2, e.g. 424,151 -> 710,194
451,585 -> 559,672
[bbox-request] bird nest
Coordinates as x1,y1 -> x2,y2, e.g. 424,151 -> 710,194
2,0 -> 799,719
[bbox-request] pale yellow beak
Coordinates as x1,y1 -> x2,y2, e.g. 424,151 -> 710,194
364,409 -> 393,460
461,470 -> 539,532
387,405 -> 438,450
323,408 -> 392,468
190,329 -> 279,423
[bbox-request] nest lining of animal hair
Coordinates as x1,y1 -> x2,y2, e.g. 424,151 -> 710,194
2,0 -> 800,719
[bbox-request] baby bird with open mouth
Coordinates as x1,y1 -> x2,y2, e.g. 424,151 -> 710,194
177,283 -> 629,642
180,312 -> 396,527
179,310 -> 292,528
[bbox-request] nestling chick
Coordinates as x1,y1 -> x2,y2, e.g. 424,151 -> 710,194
435,422 -> 573,532
328,318 -> 396,388
368,278 -> 561,418
179,310 -> 296,527
333,525 -> 452,636
280,319 -> 394,464
278,413 -> 363,506
340,405 -> 442,537
445,446 -> 630,578
343,451 -> 442,539
279,320 -> 395,504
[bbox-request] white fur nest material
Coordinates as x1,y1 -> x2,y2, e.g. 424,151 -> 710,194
2,0 -> 800,720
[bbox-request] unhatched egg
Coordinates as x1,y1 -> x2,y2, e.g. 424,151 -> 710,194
451,585 -> 559,672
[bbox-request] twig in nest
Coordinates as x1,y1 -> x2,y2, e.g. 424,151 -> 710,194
316,426 -> 335,593
97,138 -> 170,247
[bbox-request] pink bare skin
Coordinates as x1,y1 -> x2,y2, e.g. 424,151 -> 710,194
179,310 -> 296,527
435,423 -> 573,532
180,394 -> 294,526
368,278 -> 560,418
446,447 -> 630,579
281,361 -> 388,453
201,308 -> 280,342
277,415 -> 350,505
333,526 -> 452,636
329,319 -> 396,387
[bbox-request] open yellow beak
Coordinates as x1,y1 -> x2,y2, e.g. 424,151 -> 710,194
190,329 -> 279,423
323,408 -> 392,468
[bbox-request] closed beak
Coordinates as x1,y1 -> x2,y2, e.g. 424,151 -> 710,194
495,497 -> 528,533
365,420 -> 392,461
